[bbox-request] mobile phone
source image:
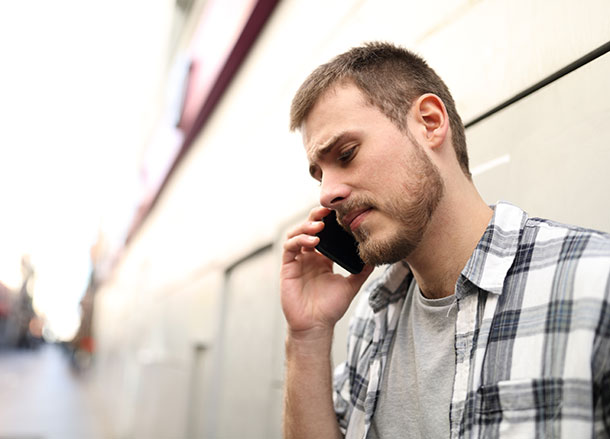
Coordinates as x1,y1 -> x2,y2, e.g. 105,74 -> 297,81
315,210 -> 365,274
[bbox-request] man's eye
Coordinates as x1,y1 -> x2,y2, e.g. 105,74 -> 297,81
338,147 -> 356,163
309,164 -> 321,181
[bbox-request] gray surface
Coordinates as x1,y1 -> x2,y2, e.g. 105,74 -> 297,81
467,51 -> 610,233
207,248 -> 282,439
0,344 -> 110,439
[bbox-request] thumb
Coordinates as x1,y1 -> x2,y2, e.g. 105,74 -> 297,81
346,265 -> 374,294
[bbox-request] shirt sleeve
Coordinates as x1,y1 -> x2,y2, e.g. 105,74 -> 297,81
332,290 -> 375,435
593,268 -> 610,437
333,360 -> 352,434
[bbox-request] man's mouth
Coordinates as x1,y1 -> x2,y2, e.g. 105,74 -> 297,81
340,208 -> 372,231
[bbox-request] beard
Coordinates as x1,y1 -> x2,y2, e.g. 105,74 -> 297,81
336,135 -> 445,266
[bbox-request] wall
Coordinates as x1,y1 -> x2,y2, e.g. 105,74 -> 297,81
93,1 -> 610,437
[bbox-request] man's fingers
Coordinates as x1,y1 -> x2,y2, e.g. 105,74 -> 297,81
282,234 -> 320,264
307,206 -> 331,222
285,219 -> 325,241
282,207 -> 332,266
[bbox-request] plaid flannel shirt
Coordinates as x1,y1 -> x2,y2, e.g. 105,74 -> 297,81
333,201 -> 610,438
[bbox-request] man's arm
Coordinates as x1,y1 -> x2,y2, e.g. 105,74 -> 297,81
284,327 -> 341,439
280,207 -> 372,439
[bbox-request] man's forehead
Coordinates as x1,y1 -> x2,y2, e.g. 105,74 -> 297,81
302,81 -> 368,125
301,83 -> 369,155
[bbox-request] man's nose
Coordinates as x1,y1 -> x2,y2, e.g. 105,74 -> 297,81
319,175 -> 351,208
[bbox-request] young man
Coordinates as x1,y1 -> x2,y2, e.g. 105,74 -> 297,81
280,42 -> 610,438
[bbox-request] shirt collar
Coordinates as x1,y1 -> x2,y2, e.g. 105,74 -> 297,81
368,261 -> 413,313
458,201 -> 528,297
368,201 -> 528,310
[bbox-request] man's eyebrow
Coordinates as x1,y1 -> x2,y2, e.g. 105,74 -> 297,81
307,131 -> 360,179
310,131 -> 353,163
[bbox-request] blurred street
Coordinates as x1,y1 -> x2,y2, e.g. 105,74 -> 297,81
0,344 -> 109,439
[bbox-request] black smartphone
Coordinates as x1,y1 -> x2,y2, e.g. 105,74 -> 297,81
315,210 -> 365,274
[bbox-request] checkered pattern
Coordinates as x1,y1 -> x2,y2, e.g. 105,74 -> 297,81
333,201 -> 610,438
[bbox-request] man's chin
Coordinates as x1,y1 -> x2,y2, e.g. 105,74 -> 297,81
357,236 -> 417,267
360,252 -> 408,267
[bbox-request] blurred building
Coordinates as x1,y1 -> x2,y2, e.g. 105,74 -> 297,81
87,1 -> 610,438
0,257 -> 43,349
0,281 -> 13,346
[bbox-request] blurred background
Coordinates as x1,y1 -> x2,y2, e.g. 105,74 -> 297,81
0,0 -> 608,438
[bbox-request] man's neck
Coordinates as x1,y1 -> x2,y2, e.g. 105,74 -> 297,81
405,182 -> 493,299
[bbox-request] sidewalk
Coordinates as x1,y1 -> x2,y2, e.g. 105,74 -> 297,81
0,343 -> 111,439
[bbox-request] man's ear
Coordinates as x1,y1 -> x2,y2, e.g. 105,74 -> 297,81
412,93 -> 449,149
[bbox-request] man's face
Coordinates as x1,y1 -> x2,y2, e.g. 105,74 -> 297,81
302,82 -> 444,266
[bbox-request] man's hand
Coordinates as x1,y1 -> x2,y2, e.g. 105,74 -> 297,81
280,206 -> 373,439
281,206 -> 373,337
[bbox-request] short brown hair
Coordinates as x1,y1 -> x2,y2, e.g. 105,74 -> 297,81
290,41 -> 470,178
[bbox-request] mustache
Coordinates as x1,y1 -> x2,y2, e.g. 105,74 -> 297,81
334,195 -> 376,227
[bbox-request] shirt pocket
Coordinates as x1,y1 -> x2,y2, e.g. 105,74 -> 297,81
475,378 -> 564,430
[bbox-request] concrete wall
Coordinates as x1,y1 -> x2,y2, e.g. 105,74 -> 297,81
93,1 -> 610,437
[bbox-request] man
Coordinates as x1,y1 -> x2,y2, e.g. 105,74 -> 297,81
280,41 -> 610,438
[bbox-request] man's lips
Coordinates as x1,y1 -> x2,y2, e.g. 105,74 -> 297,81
341,208 -> 372,231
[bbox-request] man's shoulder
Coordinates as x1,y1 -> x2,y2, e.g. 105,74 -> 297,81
515,216 -> 610,300
523,216 -> 610,258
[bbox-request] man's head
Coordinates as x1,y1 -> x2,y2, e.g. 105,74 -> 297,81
290,41 -> 470,178
298,77 -> 446,265
291,42 -> 472,265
